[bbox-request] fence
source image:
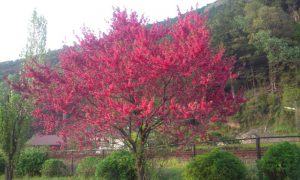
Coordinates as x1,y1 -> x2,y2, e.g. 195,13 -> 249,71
48,135 -> 300,175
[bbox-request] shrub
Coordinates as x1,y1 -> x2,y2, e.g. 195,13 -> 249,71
41,159 -> 68,177
95,151 -> 136,180
76,156 -> 101,177
258,142 -> 300,180
183,149 -> 246,180
15,147 -> 48,177
0,153 -> 5,175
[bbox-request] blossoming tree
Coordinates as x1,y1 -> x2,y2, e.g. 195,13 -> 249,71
19,9 -> 242,179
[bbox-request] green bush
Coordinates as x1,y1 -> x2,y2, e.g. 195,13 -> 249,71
0,153 -> 5,175
258,142 -> 300,180
15,148 -> 48,177
41,159 -> 68,177
76,156 -> 101,177
95,151 -> 136,180
183,149 -> 246,180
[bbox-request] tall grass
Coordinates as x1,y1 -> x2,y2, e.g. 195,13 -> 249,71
147,158 -> 187,180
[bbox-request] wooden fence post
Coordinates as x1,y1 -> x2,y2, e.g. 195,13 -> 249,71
256,135 -> 263,180
192,144 -> 196,157
102,149 -> 105,158
256,136 -> 261,160
71,150 -> 74,175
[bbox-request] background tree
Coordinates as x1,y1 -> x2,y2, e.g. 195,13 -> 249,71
252,30 -> 300,91
21,9 -> 47,65
16,9 -> 48,137
0,91 -> 32,180
20,9 -> 242,180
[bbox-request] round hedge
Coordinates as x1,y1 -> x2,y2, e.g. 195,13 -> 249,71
76,156 -> 101,177
258,142 -> 300,180
41,159 -> 68,177
95,151 -> 136,180
183,149 -> 246,180
16,148 -> 48,177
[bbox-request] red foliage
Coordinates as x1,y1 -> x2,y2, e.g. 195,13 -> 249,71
19,9 -> 242,148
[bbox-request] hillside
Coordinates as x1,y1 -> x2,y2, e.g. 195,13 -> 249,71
1,0 -> 300,137
0,49 -> 60,80
202,0 -> 300,136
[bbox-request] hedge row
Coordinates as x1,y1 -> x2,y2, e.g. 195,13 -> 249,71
2,142 -> 300,179
15,148 -> 68,178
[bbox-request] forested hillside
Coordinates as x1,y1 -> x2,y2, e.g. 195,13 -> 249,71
1,0 -> 299,136
202,0 -> 300,135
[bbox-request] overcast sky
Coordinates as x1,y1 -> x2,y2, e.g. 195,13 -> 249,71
0,0 -> 216,62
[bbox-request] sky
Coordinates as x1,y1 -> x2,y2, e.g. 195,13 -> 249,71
0,0 -> 216,62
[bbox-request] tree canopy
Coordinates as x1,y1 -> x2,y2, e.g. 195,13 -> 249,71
19,9 -> 242,180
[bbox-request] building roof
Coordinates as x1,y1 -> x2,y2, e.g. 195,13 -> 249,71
27,135 -> 64,146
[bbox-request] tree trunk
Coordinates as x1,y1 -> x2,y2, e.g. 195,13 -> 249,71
269,63 -> 276,93
135,140 -> 146,180
5,160 -> 13,180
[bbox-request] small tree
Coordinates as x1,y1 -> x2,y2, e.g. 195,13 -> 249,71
0,92 -> 32,180
19,9 -> 242,180
21,9 -> 47,64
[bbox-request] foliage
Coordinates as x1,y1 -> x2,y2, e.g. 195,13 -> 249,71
208,131 -> 240,144
248,5 -> 293,37
0,91 -> 32,180
293,22 -> 300,41
252,30 -> 300,65
41,159 -> 67,177
183,149 -> 246,180
282,86 -> 300,107
95,151 -> 136,180
204,0 -> 300,133
18,9 -> 241,179
76,156 -> 101,177
258,142 -> 300,180
16,148 -> 48,177
21,9 -> 47,63
1,0 -> 299,138
0,93 -> 32,154
234,89 -> 281,129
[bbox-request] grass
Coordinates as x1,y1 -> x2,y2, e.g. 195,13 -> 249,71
147,158 -> 187,180
245,163 -> 259,180
0,175 -> 97,180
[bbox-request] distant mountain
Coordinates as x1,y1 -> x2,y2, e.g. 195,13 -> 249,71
0,59 -> 22,80
0,49 -> 60,81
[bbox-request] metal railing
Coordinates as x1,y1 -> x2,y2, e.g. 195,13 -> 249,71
47,135 -> 300,175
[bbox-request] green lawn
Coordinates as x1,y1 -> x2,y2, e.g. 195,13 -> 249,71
0,175 -> 97,180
